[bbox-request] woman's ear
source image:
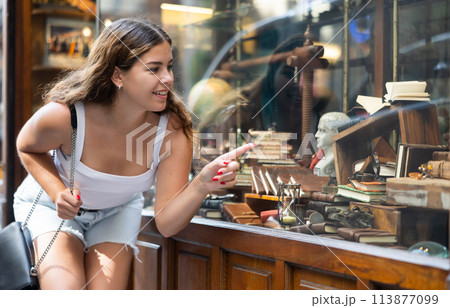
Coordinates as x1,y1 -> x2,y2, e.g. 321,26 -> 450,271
111,66 -> 123,88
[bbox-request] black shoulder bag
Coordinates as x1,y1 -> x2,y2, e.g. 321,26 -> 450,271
0,104 -> 77,290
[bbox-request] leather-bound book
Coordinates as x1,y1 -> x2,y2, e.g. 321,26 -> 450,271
197,208 -> 223,219
307,200 -> 349,214
297,222 -> 338,234
222,203 -> 263,226
337,228 -> 397,244
311,191 -> 351,202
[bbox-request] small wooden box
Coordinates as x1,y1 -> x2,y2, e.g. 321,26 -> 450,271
386,178 -> 450,210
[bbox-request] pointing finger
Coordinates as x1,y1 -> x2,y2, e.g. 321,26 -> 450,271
219,143 -> 255,161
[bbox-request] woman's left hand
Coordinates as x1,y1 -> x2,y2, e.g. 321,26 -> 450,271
196,143 -> 255,194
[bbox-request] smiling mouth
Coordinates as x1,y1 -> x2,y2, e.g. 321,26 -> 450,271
153,90 -> 168,96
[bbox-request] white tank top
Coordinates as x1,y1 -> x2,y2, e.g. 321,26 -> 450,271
53,102 -> 169,209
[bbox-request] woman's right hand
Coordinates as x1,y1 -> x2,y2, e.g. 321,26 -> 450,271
195,143 -> 255,194
54,188 -> 83,220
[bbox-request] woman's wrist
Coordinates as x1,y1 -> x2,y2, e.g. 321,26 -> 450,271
189,174 -> 210,197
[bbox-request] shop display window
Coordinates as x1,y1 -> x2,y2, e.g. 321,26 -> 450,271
94,0 -> 450,258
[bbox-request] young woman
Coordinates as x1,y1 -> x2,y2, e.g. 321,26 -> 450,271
13,18 -> 254,290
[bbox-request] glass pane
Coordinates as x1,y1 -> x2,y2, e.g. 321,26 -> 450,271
398,0 -> 450,143
96,0 -> 449,256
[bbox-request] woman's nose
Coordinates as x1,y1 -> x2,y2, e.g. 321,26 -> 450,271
160,69 -> 174,85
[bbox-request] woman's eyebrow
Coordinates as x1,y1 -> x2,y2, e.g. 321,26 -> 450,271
145,59 -> 173,65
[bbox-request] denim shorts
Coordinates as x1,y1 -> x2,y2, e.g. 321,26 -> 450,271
13,175 -> 144,258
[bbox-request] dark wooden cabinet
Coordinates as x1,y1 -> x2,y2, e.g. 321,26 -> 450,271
290,266 -> 356,290
174,240 -> 213,289
224,251 -> 276,290
132,210 -> 450,290
134,240 -> 162,290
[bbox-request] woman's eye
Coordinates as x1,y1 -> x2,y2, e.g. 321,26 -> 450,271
168,65 -> 173,71
148,67 -> 159,73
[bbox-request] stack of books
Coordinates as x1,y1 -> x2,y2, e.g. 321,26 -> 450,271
384,81 -> 429,104
307,191 -> 350,214
236,166 -> 252,187
196,194 -> 235,220
245,130 -> 294,160
196,202 -> 223,220
337,184 -> 385,203
349,180 -> 386,192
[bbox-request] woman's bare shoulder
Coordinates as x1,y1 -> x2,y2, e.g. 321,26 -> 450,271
17,102 -> 72,152
34,102 -> 72,126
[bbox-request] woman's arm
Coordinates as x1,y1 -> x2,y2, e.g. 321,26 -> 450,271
16,102 -> 82,219
153,126 -> 254,238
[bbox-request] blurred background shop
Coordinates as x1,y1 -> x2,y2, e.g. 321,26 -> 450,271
0,0 -> 449,289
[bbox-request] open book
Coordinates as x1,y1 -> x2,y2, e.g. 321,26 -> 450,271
384,81 -> 429,103
356,95 -> 390,115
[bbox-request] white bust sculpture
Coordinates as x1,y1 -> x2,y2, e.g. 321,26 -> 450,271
314,112 -> 351,177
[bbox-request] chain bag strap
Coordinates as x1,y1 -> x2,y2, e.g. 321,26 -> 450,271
22,104 -> 77,277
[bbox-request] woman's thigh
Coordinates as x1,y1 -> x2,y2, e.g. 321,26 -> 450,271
34,231 -> 86,290
84,242 -> 133,290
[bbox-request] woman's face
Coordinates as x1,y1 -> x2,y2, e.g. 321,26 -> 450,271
120,41 -> 174,112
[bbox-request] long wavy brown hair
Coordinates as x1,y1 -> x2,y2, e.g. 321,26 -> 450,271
43,18 -> 193,140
